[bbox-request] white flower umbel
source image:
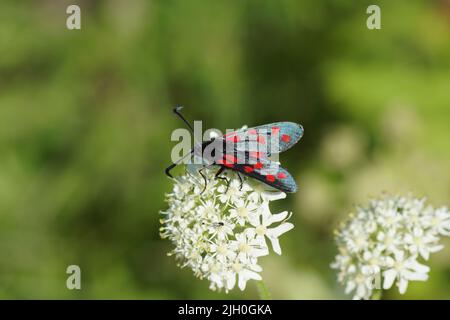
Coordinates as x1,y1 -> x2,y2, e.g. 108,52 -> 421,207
331,195 -> 450,299
160,167 -> 294,292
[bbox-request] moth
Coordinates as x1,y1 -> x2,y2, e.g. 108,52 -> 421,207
165,106 -> 303,193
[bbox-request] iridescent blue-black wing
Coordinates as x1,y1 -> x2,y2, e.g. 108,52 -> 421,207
220,122 -> 303,155
218,150 -> 297,193
217,122 -> 302,192
233,161 -> 297,193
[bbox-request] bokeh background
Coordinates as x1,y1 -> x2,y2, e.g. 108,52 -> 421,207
0,0 -> 449,299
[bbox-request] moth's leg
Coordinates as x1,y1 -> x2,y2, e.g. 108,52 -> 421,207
214,166 -> 225,179
165,163 -> 177,178
214,166 -> 230,193
237,172 -> 244,191
165,149 -> 194,178
224,178 -> 231,194
198,167 -> 208,195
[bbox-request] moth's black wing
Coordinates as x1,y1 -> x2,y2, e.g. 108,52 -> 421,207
221,122 -> 303,155
217,123 -> 302,193
217,144 -> 297,192
232,161 -> 298,193
218,150 -> 297,193
251,122 -> 303,153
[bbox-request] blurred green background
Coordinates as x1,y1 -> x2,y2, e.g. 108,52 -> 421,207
0,0 -> 449,299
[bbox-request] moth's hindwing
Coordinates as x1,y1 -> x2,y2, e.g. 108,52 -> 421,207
219,150 -> 297,193
233,162 -> 297,193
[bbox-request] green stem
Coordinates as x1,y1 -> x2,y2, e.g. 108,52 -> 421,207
370,290 -> 382,300
255,280 -> 272,300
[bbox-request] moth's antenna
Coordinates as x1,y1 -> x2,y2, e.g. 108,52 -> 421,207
173,105 -> 202,148
173,105 -> 194,134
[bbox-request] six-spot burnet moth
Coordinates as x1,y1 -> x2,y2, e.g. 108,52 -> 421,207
165,106 -> 303,193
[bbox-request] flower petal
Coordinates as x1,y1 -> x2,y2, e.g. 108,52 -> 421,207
268,211 -> 289,224
268,222 -> 294,238
238,274 -> 247,291
263,191 -> 286,201
403,270 -> 428,281
398,277 -> 408,294
226,273 -> 237,291
383,269 -> 397,290
269,237 -> 282,255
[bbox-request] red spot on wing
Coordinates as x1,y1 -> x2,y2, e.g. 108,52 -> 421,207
250,151 -> 263,159
223,131 -> 236,137
254,162 -> 263,169
244,166 -> 254,173
266,174 -> 275,182
226,135 -> 240,143
248,129 -> 257,135
271,126 -> 280,135
281,134 -> 291,143
224,154 -> 237,164
277,172 -> 287,179
257,135 -> 266,144
218,157 -> 235,168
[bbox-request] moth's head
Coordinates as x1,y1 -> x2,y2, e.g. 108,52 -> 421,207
206,130 -> 221,144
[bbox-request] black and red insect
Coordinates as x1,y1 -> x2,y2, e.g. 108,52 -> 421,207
165,106 -> 303,193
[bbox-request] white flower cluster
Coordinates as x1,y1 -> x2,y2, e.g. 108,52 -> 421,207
160,167 -> 294,292
331,195 -> 450,299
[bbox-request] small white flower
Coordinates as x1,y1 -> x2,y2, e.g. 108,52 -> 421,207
247,181 -> 287,203
404,228 -> 443,260
346,224 -> 370,253
427,207 -> 450,236
247,203 -> 294,255
161,168 -> 294,292
226,261 -> 263,291
218,180 -> 251,205
230,232 -> 268,262
345,271 -> 373,300
209,240 -> 235,263
206,215 -> 235,241
229,199 -> 259,226
376,228 -> 401,253
361,248 -> 383,275
332,195 -> 450,299
383,250 -> 429,294
197,199 -> 219,218
376,206 -> 401,229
